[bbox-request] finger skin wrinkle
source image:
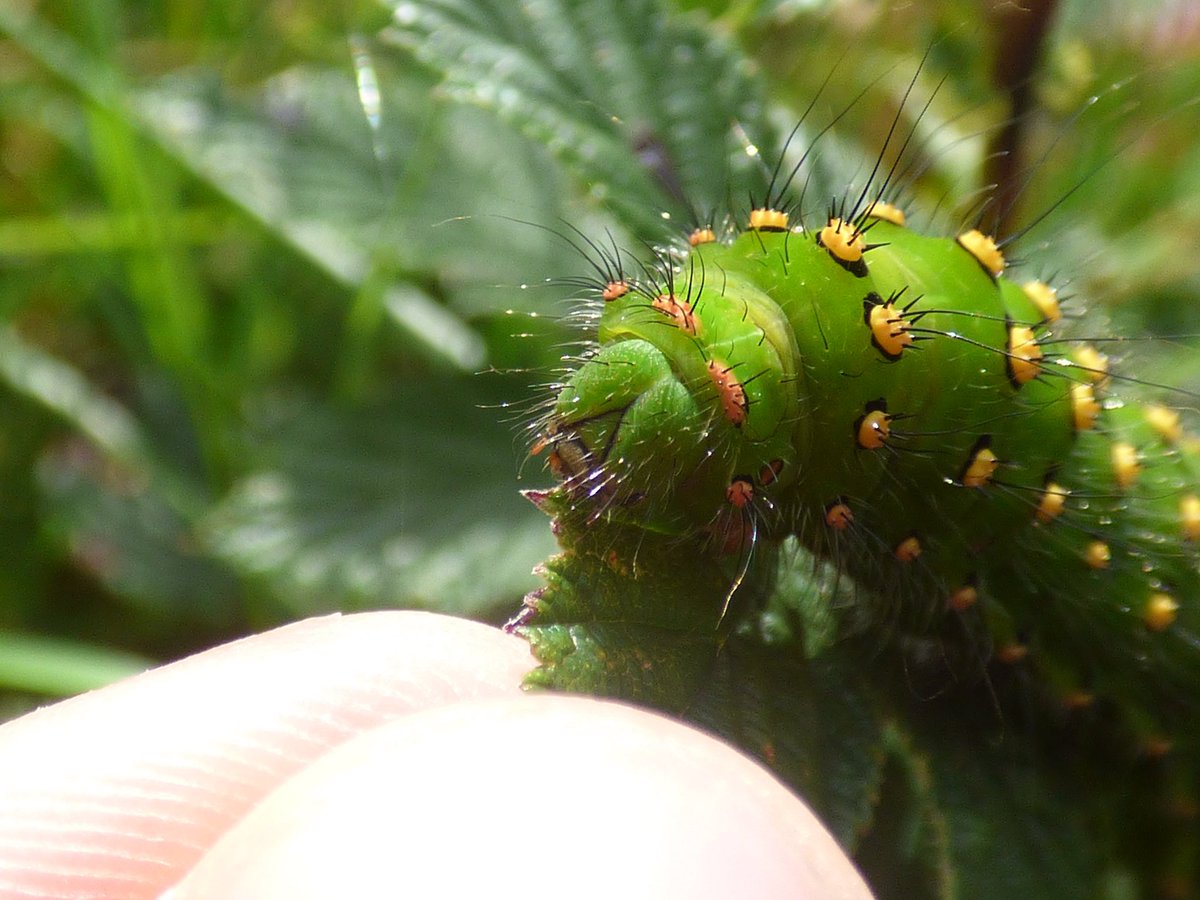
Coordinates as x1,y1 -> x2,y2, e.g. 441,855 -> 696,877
0,612 -> 534,899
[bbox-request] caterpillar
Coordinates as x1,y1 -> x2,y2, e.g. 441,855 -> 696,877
523,89 -> 1200,740
506,39 -> 1200,897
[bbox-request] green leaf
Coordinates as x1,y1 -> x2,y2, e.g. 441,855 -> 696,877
136,69 -> 488,373
205,382 -> 555,619
383,0 -> 775,238
37,438 -> 243,629
515,487 -> 733,708
0,327 -> 148,470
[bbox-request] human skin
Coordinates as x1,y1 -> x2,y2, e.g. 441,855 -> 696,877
0,611 -> 872,898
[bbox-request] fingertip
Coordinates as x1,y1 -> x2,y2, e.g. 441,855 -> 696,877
0,611 -> 534,897
169,695 -> 871,900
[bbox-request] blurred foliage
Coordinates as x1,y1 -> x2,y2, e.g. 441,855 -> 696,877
0,0 -> 591,699
2,0 -> 1200,889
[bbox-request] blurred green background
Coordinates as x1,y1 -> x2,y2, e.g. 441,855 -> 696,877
1,0 -> 1198,718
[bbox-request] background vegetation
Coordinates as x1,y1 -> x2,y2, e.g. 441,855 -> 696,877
3,0 -> 1200,856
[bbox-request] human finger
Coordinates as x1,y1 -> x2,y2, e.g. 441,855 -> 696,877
0,611 -> 532,898
167,694 -> 873,900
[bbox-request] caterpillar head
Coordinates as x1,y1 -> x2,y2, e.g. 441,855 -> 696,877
533,247 -> 802,542
538,338 -> 727,533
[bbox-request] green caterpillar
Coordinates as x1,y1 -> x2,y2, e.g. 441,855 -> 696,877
525,137 -> 1200,752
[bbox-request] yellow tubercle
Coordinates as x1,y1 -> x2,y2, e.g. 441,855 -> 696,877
1022,280 -> 1061,322
1062,690 -> 1095,710
865,199 -> 906,226
856,409 -> 891,450
819,217 -> 866,263
1007,324 -> 1042,385
1144,593 -> 1179,631
868,301 -> 913,358
825,502 -> 853,530
1085,540 -> 1110,569
1145,404 -> 1182,444
894,535 -> 922,562
948,584 -> 978,611
957,229 -> 1005,277
962,446 -> 998,488
1181,494 -> 1200,541
1071,383 -> 1101,431
1036,482 -> 1068,524
996,643 -> 1028,664
748,208 -> 789,231
1072,345 -> 1109,389
1110,441 -> 1140,490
